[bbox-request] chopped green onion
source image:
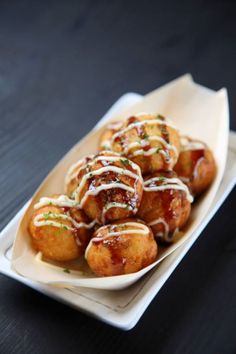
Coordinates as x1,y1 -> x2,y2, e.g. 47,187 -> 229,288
63,268 -> 70,274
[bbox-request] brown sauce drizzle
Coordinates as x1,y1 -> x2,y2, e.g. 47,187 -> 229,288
92,226 -> 131,274
112,115 -> 175,172
113,116 -> 137,149
61,206 -> 70,213
105,238 -> 126,274
147,170 -> 184,243
79,155 -> 140,223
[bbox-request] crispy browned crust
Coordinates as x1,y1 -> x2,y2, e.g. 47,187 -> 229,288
29,196 -> 92,261
86,218 -> 157,276
138,171 -> 191,241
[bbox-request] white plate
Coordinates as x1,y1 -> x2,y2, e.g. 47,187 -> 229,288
1,91 -> 235,330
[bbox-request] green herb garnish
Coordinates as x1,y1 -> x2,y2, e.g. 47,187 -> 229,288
121,158 -> 130,166
43,212 -> 52,220
142,133 -> 149,140
157,114 -> 165,120
156,147 -> 162,153
63,268 -> 70,274
159,176 -> 166,182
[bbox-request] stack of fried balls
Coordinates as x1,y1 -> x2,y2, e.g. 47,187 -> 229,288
29,114 -> 216,276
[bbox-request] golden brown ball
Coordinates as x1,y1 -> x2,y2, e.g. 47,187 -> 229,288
174,136 -> 216,197
138,171 -> 192,243
67,151 -> 143,224
28,195 -> 93,261
101,113 -> 180,175
85,218 -> 157,276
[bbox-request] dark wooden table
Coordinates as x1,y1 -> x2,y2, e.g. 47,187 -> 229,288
0,1 -> 235,353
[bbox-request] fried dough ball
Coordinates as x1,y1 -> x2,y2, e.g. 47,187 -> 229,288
138,171 -> 192,243
66,151 -> 143,224
174,136 -> 216,197
28,195 -> 93,261
85,219 -> 157,276
99,121 -> 123,151
101,113 -> 180,175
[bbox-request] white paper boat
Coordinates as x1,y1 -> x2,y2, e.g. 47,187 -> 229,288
11,74 -> 229,290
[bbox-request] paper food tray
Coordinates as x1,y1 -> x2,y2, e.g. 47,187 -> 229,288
0,90 -> 235,330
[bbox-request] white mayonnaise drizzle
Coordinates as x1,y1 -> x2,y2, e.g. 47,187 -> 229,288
180,136 -> 206,151
179,176 -> 190,183
85,222 -> 149,259
69,155 -> 142,212
64,155 -> 94,187
64,153 -> 142,223
179,161 -> 205,183
101,202 -> 133,224
79,183 -> 135,208
93,155 -> 142,176
192,156 -> 206,182
179,137 -> 206,183
34,213 -> 74,231
148,217 -> 169,239
130,147 -> 172,163
148,218 -> 179,242
144,177 -> 193,203
33,212 -> 97,232
123,136 -> 178,156
34,195 -> 79,210
73,165 -> 141,201
65,154 -> 142,190
33,195 -> 98,234
111,119 -> 177,144
100,139 -> 112,150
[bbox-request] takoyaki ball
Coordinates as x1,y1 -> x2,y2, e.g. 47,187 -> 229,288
28,195 -> 93,261
174,136 -> 216,197
138,171 -> 192,243
85,219 -> 157,276
65,155 -> 94,197
99,121 -> 123,151
69,151 -> 143,224
107,113 -> 180,175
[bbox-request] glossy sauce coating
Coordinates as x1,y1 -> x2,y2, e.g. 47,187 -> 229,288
138,171 -> 192,243
29,195 -> 94,261
104,114 -> 180,175
68,151 -> 143,224
85,219 -> 158,276
174,136 -> 216,196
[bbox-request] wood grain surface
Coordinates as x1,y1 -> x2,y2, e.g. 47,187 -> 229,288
0,1 -> 235,353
